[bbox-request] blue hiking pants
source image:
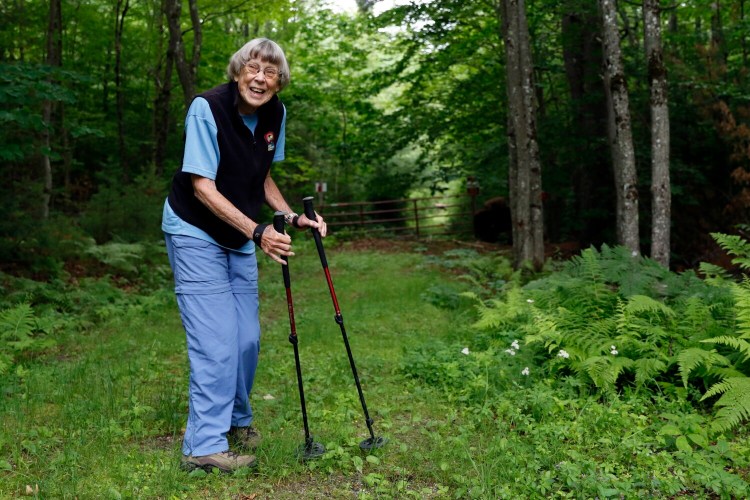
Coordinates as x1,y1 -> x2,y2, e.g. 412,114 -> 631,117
165,234 -> 261,457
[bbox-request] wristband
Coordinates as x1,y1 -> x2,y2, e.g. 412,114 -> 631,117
285,212 -> 301,228
252,223 -> 268,246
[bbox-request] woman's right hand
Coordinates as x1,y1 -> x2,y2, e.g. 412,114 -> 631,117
259,226 -> 293,265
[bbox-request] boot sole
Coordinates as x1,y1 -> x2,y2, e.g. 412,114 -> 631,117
180,460 -> 258,474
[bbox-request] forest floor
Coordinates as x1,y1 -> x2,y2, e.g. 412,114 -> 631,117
1,237 -> 748,498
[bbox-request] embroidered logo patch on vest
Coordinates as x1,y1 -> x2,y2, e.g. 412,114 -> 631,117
264,132 -> 276,152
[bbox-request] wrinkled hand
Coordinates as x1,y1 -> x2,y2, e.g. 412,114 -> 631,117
297,212 -> 327,237
260,226 -> 294,265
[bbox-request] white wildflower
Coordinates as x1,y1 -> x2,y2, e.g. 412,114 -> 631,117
461,347 -> 470,355
263,394 -> 275,400
558,349 -> 570,359
505,349 -> 516,356
511,340 -> 520,350
521,367 -> 530,376
527,299 -> 535,304
610,347 -> 618,356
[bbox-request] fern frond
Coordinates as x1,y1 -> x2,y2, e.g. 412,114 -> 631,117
578,355 -> 633,388
677,347 -> 729,388
711,232 -> 750,271
699,262 -> 731,281
624,295 -> 676,318
702,336 -> 750,363
0,303 -> 35,342
633,357 -> 667,387
700,377 -> 750,432
731,281 -> 750,338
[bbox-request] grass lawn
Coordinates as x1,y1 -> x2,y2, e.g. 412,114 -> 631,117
1,237 -> 749,498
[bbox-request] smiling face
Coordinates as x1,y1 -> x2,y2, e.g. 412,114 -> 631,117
234,58 -> 280,115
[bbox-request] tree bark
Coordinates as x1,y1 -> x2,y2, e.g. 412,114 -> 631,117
166,0 -> 202,110
114,0 -> 130,180
42,0 -> 63,219
644,0 -> 671,267
600,0 -> 640,254
711,0 -> 727,65
499,0 -> 544,270
153,0 -> 176,176
561,0 -> 611,247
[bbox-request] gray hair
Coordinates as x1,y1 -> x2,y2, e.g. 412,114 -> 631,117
226,38 -> 291,91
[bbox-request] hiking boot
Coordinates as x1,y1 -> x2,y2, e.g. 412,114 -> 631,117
180,451 -> 257,473
228,425 -> 262,450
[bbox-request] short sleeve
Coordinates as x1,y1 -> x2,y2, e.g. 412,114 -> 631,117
182,97 -> 220,180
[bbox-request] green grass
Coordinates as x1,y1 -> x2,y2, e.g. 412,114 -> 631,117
1,239 -> 749,498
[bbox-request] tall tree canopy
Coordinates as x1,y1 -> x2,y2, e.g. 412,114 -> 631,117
0,0 -> 747,272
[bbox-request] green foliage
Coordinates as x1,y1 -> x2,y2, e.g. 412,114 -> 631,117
0,303 -> 57,375
701,378 -> 750,433
466,242 -> 750,436
80,173 -> 167,243
712,232 -> 750,271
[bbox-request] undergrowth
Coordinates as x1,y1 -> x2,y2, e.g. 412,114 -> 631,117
1,238 -> 750,498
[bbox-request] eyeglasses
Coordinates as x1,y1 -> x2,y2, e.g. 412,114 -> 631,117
244,62 -> 279,80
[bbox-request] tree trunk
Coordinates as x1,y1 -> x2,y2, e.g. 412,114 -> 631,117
153,0 -> 176,176
166,0 -> 202,110
644,0 -> 671,267
499,0 -> 544,270
600,0 -> 640,254
42,0 -> 63,219
711,0 -> 727,65
114,0 -> 130,180
740,0 -> 747,69
561,0 -> 611,247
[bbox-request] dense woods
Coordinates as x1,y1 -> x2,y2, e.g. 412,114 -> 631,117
0,0 -> 748,270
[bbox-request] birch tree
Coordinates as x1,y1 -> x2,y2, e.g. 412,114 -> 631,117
499,0 -> 544,270
644,0 -> 671,266
600,0 -> 640,254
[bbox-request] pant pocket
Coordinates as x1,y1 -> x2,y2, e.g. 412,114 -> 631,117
171,235 -> 231,294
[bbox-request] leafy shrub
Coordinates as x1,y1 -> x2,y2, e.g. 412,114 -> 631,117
80,173 -> 167,243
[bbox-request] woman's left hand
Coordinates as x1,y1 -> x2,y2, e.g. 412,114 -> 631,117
297,212 -> 327,237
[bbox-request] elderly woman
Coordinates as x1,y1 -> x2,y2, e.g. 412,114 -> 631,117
162,38 -> 326,473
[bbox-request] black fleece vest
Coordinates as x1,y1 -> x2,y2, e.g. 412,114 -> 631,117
168,82 -> 284,249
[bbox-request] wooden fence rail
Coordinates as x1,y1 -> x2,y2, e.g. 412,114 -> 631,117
319,194 -> 477,238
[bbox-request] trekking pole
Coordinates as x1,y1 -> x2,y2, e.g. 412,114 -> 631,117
273,212 -> 325,460
302,197 -> 387,450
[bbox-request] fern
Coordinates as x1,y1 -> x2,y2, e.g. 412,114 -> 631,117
711,232 -> 750,271
633,357 -> 667,387
623,295 -> 676,318
0,303 -> 58,375
677,347 -> 730,388
0,303 -> 35,345
701,378 -> 750,432
577,355 -> 634,389
701,336 -> 750,363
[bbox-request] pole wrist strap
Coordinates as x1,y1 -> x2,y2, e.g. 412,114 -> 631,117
252,223 -> 268,246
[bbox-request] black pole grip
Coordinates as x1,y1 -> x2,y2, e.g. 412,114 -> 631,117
302,196 -> 328,268
273,211 -> 286,233
302,196 -> 316,222
273,211 -> 291,285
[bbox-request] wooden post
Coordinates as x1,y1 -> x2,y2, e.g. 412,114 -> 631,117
413,199 -> 420,237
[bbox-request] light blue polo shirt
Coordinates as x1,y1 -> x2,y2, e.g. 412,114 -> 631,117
162,97 -> 286,254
